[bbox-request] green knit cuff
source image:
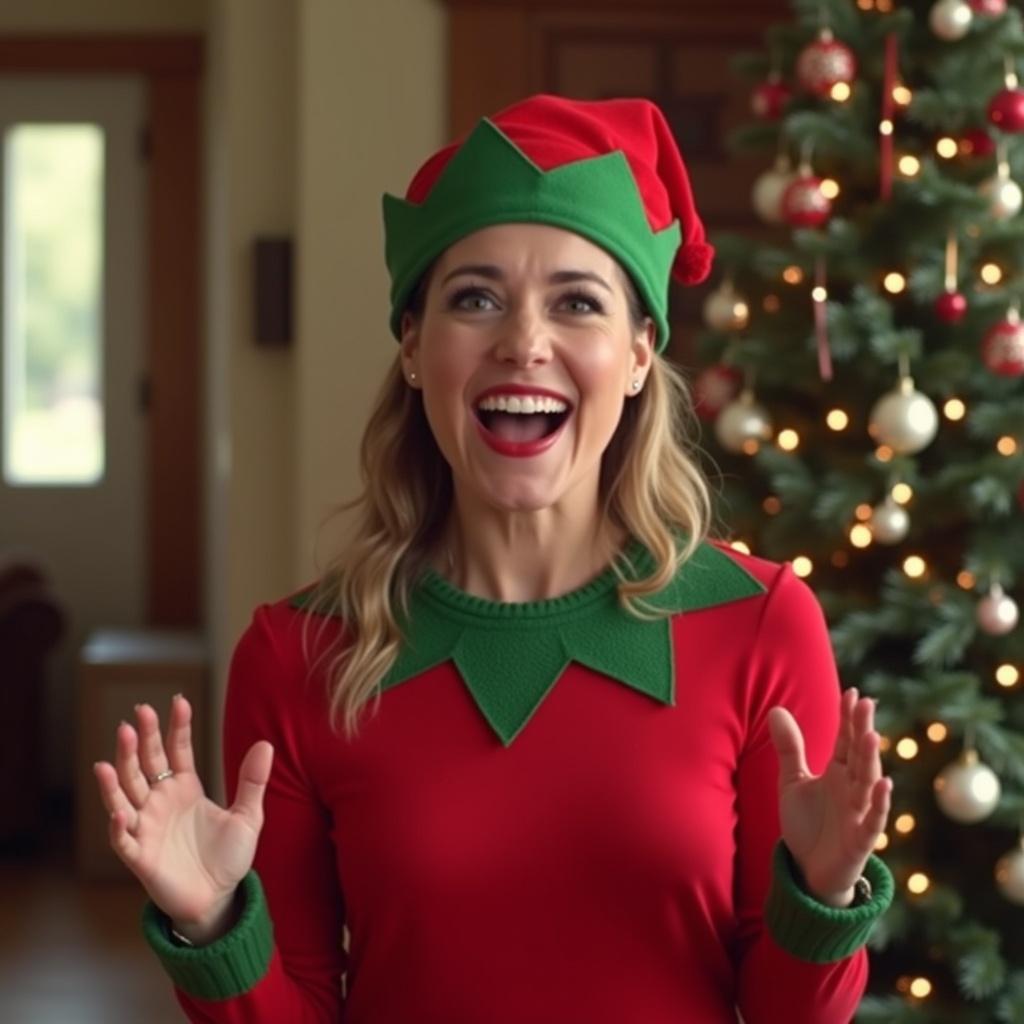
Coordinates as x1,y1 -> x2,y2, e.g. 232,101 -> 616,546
764,840 -> 894,964
142,871 -> 274,1001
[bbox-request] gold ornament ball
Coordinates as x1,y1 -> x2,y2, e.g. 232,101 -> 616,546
934,749 -> 1001,823
868,379 -> 939,454
929,0 -> 974,40
715,390 -> 773,454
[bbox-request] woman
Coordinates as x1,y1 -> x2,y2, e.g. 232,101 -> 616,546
93,94 -> 894,1023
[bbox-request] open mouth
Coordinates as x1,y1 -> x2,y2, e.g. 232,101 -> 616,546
474,408 -> 571,444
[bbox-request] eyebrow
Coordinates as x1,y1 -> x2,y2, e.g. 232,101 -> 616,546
440,264 -> 613,294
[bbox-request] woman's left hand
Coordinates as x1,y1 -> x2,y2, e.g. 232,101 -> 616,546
767,688 -> 893,907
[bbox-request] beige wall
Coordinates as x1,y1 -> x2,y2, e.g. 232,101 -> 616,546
294,0 -> 446,582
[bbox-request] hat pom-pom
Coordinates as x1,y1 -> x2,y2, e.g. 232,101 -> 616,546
672,242 -> 715,286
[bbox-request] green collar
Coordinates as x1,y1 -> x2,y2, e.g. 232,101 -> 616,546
290,540 -> 766,746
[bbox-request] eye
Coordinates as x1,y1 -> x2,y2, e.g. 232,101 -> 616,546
449,286 -> 499,311
558,290 -> 604,315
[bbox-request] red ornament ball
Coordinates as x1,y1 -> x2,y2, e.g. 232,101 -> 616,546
751,77 -> 792,120
988,87 -> 1024,133
970,0 -> 1006,14
782,175 -> 833,227
796,31 -> 857,98
981,314 -> 1024,376
693,364 -> 742,421
960,126 -> 996,157
935,291 -> 968,323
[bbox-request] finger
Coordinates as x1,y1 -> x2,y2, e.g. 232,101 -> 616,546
767,707 -> 811,784
857,777 -> 893,849
135,702 -> 171,783
93,761 -> 140,832
165,694 -> 196,775
108,808 -> 141,865
848,729 -> 881,815
834,687 -> 857,765
230,741 -> 274,830
115,720 -> 150,808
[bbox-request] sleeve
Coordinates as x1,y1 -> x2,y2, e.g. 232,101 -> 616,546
732,563 -> 894,1024
142,605 -> 348,1022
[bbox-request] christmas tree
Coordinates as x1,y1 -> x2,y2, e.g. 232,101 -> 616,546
692,0 -> 1024,1019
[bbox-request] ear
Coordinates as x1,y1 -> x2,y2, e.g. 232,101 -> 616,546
627,317 -> 657,394
400,311 -> 420,385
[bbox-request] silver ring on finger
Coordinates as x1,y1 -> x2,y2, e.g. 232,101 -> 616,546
147,768 -> 174,784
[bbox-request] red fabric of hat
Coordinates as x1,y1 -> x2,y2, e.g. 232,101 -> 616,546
404,94 -> 714,286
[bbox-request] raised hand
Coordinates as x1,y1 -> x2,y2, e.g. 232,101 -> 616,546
767,687 -> 893,907
92,695 -> 273,943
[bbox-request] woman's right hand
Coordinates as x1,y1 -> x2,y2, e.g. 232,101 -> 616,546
92,694 -> 274,945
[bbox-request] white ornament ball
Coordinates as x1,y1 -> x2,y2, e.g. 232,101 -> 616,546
995,839 -> 1024,905
929,0 -> 974,40
979,172 -> 1023,220
869,498 -> 910,545
715,389 -> 773,454
868,378 -> 939,455
753,156 -> 796,225
976,584 -> 1020,636
934,749 -> 1001,823
703,282 -> 750,332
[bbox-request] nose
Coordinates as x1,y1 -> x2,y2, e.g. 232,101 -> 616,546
492,302 -> 552,367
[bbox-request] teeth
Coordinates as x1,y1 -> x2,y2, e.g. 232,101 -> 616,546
477,394 -> 569,414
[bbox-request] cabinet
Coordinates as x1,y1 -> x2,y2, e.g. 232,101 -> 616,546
75,629 -> 208,879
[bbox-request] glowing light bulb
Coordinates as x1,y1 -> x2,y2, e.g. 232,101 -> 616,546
730,540 -> 751,555
981,262 -> 1003,285
909,977 -> 932,999
944,397 -> 966,421
996,664 -> 1019,688
957,570 -> 975,590
832,82 -> 852,102
855,503 -> 873,521
874,832 -> 890,850
997,436 -> 1018,456
898,154 -> 921,177
896,737 -> 919,759
763,294 -> 780,313
812,285 -> 828,302
895,813 -> 915,834
879,118 -> 894,136
850,524 -> 873,548
907,872 -> 930,894
792,556 -> 813,578
875,445 -> 894,462
936,136 -> 958,158
826,408 -> 849,431
891,483 -> 913,504
820,178 -> 840,199
763,496 -> 781,515
893,84 -> 912,105
903,555 -> 926,578
884,272 -> 906,294
777,429 -> 800,451
927,722 -> 948,742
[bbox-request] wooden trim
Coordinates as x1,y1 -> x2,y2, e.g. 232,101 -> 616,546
146,72 -> 203,625
443,0 -> 773,10
0,35 -> 202,74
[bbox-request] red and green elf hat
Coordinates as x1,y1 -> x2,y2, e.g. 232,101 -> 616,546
382,93 -> 714,353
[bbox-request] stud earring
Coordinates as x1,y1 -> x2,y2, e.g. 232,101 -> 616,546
409,372 -> 417,384
631,379 -> 641,391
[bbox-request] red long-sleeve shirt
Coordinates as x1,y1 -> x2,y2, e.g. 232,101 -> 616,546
145,541 -> 893,1022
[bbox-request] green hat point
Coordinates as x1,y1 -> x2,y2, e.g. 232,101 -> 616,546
383,118 -> 681,351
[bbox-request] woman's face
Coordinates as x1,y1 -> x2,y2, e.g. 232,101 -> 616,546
400,223 -> 655,516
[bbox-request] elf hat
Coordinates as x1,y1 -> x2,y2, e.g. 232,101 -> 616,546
382,93 -> 714,353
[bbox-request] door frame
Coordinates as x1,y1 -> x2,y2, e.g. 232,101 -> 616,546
0,35 -> 203,626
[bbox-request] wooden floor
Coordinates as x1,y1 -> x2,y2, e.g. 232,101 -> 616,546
0,819 -> 184,1024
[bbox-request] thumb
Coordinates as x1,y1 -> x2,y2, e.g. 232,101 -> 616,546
768,707 -> 811,786
230,740 -> 274,829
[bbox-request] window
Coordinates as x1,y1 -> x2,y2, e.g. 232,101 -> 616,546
3,124 -> 104,486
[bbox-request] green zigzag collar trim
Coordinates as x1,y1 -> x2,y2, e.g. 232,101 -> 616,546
290,540 -> 766,746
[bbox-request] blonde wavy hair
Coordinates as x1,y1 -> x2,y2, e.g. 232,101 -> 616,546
301,264 -> 715,738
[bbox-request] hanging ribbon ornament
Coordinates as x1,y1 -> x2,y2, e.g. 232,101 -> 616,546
935,230 -> 968,323
880,33 -> 899,200
813,256 -> 833,382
